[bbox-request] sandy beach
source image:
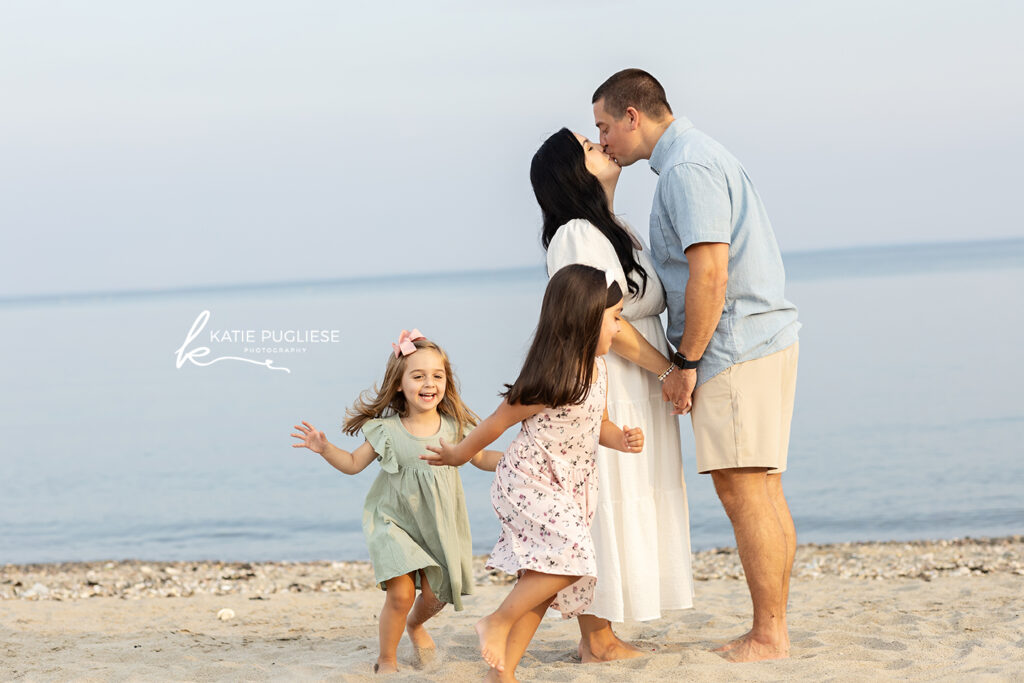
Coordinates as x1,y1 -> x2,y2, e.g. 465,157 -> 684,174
2,537 -> 1022,681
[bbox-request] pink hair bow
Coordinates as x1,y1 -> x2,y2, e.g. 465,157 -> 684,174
392,328 -> 426,358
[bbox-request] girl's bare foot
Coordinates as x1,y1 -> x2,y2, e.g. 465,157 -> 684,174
373,658 -> 399,674
484,666 -> 519,683
406,622 -> 436,650
475,615 -> 511,672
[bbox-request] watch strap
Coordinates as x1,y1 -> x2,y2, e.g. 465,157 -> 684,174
671,351 -> 700,370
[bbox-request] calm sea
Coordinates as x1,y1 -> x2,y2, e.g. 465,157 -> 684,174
1,240 -> 1022,564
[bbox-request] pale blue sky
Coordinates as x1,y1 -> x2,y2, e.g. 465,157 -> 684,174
2,1 -> 1021,297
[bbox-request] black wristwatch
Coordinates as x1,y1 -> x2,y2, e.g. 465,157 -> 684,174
671,351 -> 700,370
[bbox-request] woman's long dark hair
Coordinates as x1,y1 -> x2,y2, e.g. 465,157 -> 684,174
530,127 -> 648,298
503,265 -> 623,407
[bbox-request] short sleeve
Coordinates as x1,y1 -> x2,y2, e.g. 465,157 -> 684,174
362,418 -> 398,474
546,219 -> 628,294
661,163 -> 732,250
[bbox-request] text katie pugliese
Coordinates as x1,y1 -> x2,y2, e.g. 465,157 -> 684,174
208,329 -> 342,344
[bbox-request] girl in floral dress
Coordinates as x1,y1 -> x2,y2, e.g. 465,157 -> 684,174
422,265 -> 645,681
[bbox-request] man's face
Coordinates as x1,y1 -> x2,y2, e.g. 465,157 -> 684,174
593,98 -> 640,167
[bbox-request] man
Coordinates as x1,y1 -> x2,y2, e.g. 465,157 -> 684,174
592,68 -> 800,663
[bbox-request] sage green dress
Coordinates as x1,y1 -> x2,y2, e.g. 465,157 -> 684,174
361,413 -> 474,610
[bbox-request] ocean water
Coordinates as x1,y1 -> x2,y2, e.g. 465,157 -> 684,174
1,240 -> 1022,564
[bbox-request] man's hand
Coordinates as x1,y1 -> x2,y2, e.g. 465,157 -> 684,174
662,368 -> 697,415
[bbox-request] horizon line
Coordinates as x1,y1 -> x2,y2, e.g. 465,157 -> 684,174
2,236 -> 1022,306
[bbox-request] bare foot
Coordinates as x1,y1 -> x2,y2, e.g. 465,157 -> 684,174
475,615 -> 511,672
412,646 -> 437,670
578,636 -> 648,663
714,633 -> 788,663
373,659 -> 399,674
484,667 -> 519,683
713,628 -> 790,654
712,629 -> 749,653
406,622 -> 436,650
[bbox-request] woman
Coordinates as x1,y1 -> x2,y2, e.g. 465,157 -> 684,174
530,128 -> 694,661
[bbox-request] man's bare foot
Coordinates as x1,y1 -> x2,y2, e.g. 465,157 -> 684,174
712,628 -> 749,653
578,636 -> 648,663
406,622 -> 436,650
713,626 -> 791,655
373,659 -> 399,674
713,628 -> 790,654
475,615 -> 511,672
713,633 -> 788,662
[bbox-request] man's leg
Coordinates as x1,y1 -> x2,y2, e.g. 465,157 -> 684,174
709,467 -> 789,662
767,472 -> 795,649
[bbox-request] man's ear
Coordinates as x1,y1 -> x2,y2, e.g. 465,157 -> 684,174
625,106 -> 640,130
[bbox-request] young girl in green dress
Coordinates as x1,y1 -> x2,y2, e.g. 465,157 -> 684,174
291,330 -> 501,674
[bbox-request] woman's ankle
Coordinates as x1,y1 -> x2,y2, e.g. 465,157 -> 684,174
582,624 -> 617,647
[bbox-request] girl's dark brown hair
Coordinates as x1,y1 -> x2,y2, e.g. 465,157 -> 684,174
343,338 -> 479,439
502,264 -> 622,408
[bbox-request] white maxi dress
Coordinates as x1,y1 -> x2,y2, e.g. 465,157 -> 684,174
547,218 -> 695,622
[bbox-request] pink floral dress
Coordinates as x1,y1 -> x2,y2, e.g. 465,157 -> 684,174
486,358 -> 606,618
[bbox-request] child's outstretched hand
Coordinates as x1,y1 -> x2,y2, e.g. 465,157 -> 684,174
420,438 -> 468,467
291,420 -> 327,454
621,425 -> 644,453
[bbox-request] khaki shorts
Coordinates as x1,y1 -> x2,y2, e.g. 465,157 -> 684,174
691,342 -> 799,474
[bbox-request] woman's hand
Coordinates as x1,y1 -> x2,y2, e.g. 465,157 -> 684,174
291,420 -> 327,454
420,438 -> 469,467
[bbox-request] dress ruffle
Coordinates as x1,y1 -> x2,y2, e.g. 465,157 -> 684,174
362,418 -> 398,474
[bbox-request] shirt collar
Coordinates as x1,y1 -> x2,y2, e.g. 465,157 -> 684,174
649,117 -> 694,175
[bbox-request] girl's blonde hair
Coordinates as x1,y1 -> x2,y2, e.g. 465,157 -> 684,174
343,338 -> 479,439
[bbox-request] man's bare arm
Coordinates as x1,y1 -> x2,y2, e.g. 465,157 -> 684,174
663,242 -> 728,415
679,242 -> 729,360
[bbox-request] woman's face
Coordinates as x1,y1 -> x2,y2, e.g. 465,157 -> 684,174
574,132 -> 620,186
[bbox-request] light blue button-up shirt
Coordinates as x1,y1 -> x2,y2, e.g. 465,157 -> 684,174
649,118 -> 800,388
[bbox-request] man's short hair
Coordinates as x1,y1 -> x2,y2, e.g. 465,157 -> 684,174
592,69 -> 672,120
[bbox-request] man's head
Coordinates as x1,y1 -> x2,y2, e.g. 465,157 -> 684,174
592,69 -> 673,166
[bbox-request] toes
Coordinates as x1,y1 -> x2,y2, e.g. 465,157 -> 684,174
481,649 -> 505,672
